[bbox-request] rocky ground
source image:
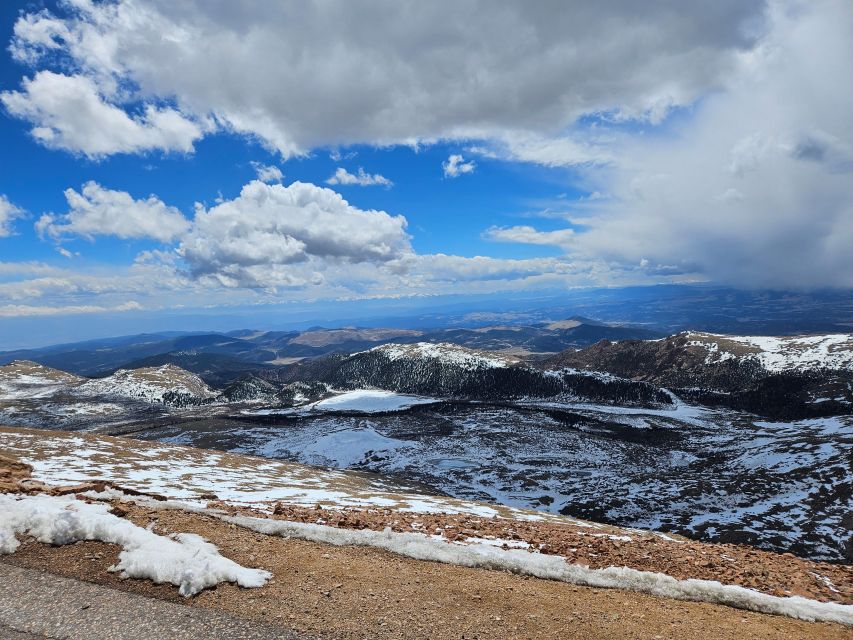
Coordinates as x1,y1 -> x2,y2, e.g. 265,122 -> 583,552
1,429 -> 852,640
1,426 -> 850,604
0,503 -> 849,640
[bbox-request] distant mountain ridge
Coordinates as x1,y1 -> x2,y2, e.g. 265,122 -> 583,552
0,317 -> 662,382
3,324 -> 852,420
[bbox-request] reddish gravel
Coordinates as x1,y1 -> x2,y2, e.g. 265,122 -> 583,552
2,444 -> 850,607
247,502 -> 850,604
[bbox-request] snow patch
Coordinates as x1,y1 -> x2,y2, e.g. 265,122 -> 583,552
226,514 -> 853,626
685,332 -> 853,372
311,389 -> 439,413
364,342 -> 517,369
0,493 -> 270,596
300,425 -> 409,466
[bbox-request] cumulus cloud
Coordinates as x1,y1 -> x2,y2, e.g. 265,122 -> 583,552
442,154 -> 476,178
6,1 -> 763,157
37,181 -> 191,243
251,162 -> 284,183
4,1 -> 851,298
326,167 -> 393,187
179,180 -> 410,287
0,196 -> 24,237
1,72 -> 203,157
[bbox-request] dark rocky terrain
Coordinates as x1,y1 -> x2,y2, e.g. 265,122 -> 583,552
0,317 -> 660,382
266,342 -> 671,407
546,332 -> 853,419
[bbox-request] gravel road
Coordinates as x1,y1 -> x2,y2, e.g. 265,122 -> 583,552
0,564 -> 309,640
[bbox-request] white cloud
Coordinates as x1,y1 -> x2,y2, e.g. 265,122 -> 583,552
6,1 -> 764,157
0,301 -> 143,318
0,196 -> 24,237
484,225 -> 574,248
1,71 -> 203,158
329,149 -> 357,162
179,180 -> 410,287
251,162 -> 283,183
485,133 -> 614,168
442,154 -> 476,178
0,262 -> 62,277
563,1 -> 853,289
38,181 -> 191,243
326,167 -> 393,187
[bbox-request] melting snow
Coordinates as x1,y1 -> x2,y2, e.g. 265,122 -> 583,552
310,389 -> 439,412
685,332 -> 853,372
226,514 -> 853,626
365,342 -> 517,369
0,493 -> 269,596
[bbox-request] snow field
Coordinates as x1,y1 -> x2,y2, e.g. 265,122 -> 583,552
310,389 -> 439,412
685,332 -> 853,372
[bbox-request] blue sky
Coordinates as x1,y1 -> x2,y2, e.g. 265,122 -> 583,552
0,1 -> 850,347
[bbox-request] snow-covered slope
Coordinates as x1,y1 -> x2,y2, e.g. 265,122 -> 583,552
78,364 -> 217,404
364,342 -> 519,369
548,332 -> 853,418
310,389 -> 439,412
0,360 -> 84,399
684,332 -> 853,372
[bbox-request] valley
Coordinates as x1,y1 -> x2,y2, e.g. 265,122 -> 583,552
1,324 -> 850,564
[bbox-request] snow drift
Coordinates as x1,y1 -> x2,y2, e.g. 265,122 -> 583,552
0,494 -> 270,596
226,514 -> 853,626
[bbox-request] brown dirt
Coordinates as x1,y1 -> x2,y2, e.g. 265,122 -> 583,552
1,503 -> 849,640
239,502 -> 851,603
1,440 -> 850,605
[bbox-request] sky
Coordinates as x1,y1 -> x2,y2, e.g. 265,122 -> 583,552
0,0 -> 851,347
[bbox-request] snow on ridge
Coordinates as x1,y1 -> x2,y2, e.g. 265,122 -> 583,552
78,364 -> 216,403
0,493 -> 269,596
363,342 -> 518,369
0,360 -> 85,399
683,332 -> 853,372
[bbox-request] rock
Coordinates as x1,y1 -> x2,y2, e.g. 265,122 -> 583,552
0,453 -> 32,483
109,503 -> 129,518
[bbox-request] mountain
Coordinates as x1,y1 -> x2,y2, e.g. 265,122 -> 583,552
79,364 -> 218,405
108,352 -> 277,387
545,332 -> 853,418
0,318 -> 664,380
0,360 -> 85,399
415,316 -> 662,354
0,360 -> 219,430
275,341 -> 671,407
